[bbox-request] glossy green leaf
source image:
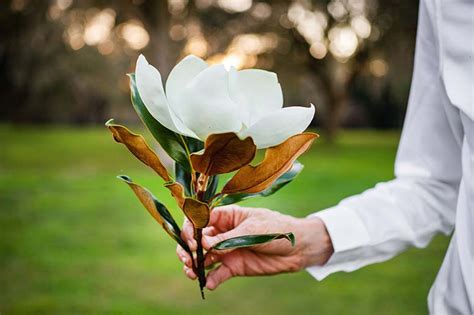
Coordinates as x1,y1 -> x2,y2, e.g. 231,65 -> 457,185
186,136 -> 204,153
129,73 -> 202,171
220,161 -> 303,205
212,232 -> 295,250
203,175 -> 219,203
175,162 -> 193,197
117,175 -> 191,254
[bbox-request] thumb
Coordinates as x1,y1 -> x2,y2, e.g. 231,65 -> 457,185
202,228 -> 242,252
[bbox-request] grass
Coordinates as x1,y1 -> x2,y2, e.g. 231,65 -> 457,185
0,125 -> 450,314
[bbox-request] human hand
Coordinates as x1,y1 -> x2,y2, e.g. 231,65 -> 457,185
176,205 -> 334,290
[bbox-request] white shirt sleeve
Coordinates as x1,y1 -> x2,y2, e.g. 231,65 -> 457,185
306,0 -> 463,280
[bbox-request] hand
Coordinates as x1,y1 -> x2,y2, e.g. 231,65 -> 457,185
176,205 -> 334,290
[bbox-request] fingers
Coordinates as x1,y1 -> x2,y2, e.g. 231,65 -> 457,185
178,206 -> 247,288
202,205 -> 248,251
206,264 -> 234,290
202,229 -> 242,253
183,265 -> 197,280
203,226 -> 217,237
176,245 -> 193,268
208,205 -> 247,232
182,205 -> 247,252
181,218 -> 197,251
204,251 -> 220,267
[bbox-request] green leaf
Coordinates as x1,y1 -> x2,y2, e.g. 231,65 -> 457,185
186,136 -> 204,153
117,175 -> 191,254
212,233 -> 295,250
220,161 -> 304,205
175,162 -> 193,197
129,73 -> 202,171
174,137 -> 205,197
203,175 -> 219,203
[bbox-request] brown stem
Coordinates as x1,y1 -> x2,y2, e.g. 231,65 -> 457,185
195,228 -> 206,299
191,171 -> 197,197
196,173 -> 209,200
193,174 -> 209,299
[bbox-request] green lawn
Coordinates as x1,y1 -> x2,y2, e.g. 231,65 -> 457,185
0,125 -> 450,314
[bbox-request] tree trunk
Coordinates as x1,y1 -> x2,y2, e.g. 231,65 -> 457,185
143,0 -> 172,79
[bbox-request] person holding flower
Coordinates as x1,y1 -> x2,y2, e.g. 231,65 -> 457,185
174,0 -> 473,313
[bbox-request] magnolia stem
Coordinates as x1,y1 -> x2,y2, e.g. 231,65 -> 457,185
194,228 -> 206,299
193,174 -> 209,300
196,174 -> 209,201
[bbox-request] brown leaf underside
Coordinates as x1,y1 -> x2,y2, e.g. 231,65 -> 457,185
164,182 -> 185,208
190,133 -> 256,175
123,180 -> 178,239
106,122 -> 171,181
222,132 -> 319,195
183,198 -> 210,229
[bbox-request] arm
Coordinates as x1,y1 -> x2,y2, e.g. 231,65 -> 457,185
306,0 -> 463,280
176,0 -> 463,289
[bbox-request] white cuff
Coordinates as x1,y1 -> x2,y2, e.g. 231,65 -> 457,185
310,206 -> 370,252
305,206 -> 371,280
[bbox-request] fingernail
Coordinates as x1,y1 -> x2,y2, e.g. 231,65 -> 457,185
188,239 -> 197,249
180,256 -> 186,264
206,280 -> 214,290
203,236 -> 212,248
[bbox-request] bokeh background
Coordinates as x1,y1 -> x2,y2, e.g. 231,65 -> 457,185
1,0 -> 450,314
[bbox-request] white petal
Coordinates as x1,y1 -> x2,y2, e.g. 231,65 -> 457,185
174,65 -> 242,140
135,55 -> 197,138
240,104 -> 315,148
166,55 -> 208,109
135,55 -> 178,132
229,68 -> 283,126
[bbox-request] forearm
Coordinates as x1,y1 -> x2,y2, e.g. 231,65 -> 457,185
306,177 -> 458,280
291,216 -> 334,269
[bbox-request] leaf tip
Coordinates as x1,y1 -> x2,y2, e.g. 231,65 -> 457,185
287,232 -> 296,247
117,175 -> 132,183
306,132 -> 320,140
105,118 -> 115,127
293,161 -> 304,173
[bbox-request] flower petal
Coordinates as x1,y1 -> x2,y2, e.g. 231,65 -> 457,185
136,55 -> 178,132
166,55 -> 208,109
240,104 -> 315,148
174,65 -> 242,140
135,55 -> 198,138
229,68 -> 283,126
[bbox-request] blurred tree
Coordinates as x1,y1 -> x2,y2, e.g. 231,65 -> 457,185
0,0 -> 418,138
176,0 -> 418,139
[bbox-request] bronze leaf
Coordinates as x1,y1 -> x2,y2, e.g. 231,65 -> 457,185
222,132 -> 318,195
190,133 -> 256,175
183,198 -> 210,229
106,120 -> 171,181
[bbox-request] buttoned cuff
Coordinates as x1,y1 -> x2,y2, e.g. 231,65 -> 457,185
305,206 -> 371,280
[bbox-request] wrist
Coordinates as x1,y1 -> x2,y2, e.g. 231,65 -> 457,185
293,216 -> 334,269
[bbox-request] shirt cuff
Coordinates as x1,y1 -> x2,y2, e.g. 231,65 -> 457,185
310,205 -> 370,252
305,206 -> 371,280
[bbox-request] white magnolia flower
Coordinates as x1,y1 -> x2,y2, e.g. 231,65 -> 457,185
135,54 -> 315,148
